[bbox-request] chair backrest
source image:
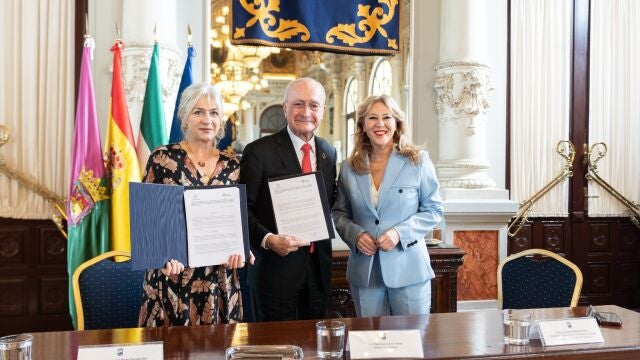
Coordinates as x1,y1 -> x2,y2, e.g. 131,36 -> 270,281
72,250 -> 146,330
497,248 -> 583,309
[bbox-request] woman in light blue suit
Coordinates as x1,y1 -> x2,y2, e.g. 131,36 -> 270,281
333,95 -> 443,317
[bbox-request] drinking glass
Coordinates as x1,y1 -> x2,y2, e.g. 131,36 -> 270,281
0,334 -> 32,360
503,309 -> 531,345
316,320 -> 345,359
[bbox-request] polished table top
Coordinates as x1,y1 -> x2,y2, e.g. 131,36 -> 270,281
28,305 -> 640,359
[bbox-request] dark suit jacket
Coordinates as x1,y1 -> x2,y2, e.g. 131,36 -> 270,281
240,128 -> 337,297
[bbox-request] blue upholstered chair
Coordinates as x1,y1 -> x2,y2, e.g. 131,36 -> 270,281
72,250 -> 145,330
497,248 -> 583,309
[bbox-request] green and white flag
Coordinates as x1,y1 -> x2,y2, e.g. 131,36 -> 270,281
136,43 -> 167,172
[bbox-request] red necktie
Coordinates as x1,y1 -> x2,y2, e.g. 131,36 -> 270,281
301,143 -> 314,253
301,143 -> 312,173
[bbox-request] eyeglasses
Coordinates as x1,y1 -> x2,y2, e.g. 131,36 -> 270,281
288,101 -> 322,112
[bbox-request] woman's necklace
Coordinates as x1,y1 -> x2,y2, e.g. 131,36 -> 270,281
183,141 -> 210,167
182,141 -> 217,183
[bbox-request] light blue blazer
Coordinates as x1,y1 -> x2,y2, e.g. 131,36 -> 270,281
332,150 -> 443,288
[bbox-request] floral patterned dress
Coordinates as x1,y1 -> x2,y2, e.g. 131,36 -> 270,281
138,143 -> 243,326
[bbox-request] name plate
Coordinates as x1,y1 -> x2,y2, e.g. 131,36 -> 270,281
348,330 -> 423,359
77,342 -> 163,360
538,318 -> 604,347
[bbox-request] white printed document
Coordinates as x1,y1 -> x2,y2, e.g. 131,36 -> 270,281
348,330 -> 424,359
268,172 -> 334,242
183,186 -> 245,267
538,317 -> 604,346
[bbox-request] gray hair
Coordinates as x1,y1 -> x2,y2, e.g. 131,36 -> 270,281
282,77 -> 326,104
177,82 -> 224,123
177,82 -> 225,140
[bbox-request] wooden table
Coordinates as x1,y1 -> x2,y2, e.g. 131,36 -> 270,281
27,305 -> 640,359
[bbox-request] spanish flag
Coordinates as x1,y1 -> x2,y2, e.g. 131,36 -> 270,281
104,39 -> 140,254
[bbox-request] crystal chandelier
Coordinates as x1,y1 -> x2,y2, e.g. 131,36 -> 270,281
210,3 -> 276,116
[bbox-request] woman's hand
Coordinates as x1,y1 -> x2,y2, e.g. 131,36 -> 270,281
356,232 -> 377,256
377,228 -> 400,252
225,254 -> 245,269
161,259 -> 185,276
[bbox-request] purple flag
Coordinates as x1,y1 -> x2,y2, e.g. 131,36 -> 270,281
67,37 -> 110,329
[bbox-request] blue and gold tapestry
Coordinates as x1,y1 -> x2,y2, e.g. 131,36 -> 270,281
231,0 -> 400,55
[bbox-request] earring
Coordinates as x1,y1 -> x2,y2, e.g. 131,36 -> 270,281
182,123 -> 189,130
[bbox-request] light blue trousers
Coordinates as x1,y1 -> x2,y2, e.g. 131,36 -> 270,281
351,254 -> 431,317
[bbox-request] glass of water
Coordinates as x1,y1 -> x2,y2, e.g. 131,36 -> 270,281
316,320 -> 345,359
503,309 -> 531,345
0,334 -> 32,360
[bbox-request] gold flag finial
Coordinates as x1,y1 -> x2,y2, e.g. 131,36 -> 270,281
115,22 -> 120,41
187,24 -> 192,46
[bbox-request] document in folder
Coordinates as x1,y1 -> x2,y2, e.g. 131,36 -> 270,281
267,172 -> 335,242
129,183 -> 250,270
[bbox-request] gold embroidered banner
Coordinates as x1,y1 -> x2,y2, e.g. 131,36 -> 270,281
231,0 -> 400,55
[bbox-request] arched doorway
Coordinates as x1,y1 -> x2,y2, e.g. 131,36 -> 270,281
259,104 -> 286,137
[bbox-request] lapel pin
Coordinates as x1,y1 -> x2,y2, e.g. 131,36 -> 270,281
322,152 -> 326,159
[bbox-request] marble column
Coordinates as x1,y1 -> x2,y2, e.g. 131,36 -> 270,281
435,0 -> 495,189
120,0 -> 181,139
330,74 -> 345,162
390,55 -> 403,103
354,58 -> 367,104
433,0 -> 517,311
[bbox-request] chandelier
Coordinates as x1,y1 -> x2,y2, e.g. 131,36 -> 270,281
210,3 -> 277,116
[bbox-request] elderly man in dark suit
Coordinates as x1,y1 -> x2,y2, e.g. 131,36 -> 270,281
240,77 -> 337,321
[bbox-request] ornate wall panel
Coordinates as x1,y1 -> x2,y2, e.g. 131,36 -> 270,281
587,264 -> 610,294
0,226 -> 28,267
542,222 -> 564,253
510,223 -> 532,254
507,217 -> 640,310
0,219 -> 72,336
40,277 -> 68,314
0,279 -> 24,316
39,227 -> 66,265
589,223 -> 611,252
619,224 -> 639,252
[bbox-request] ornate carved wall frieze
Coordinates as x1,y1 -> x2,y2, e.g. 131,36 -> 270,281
434,67 -> 494,116
122,43 -> 181,106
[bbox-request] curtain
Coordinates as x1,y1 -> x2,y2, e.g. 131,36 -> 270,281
510,0 -> 572,216
0,0 -> 74,219
588,0 -> 640,216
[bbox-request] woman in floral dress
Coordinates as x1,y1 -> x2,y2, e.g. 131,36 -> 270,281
138,82 -> 249,326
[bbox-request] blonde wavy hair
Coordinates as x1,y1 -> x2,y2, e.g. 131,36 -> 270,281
348,95 -> 422,174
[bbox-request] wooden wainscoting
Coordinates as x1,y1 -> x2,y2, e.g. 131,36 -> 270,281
0,217 -> 467,335
329,244 -> 466,317
0,218 -> 73,336
508,216 -> 640,311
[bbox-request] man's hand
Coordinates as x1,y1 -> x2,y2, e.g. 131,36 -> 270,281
265,234 -> 309,257
356,232 -> 377,256
377,228 -> 400,252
